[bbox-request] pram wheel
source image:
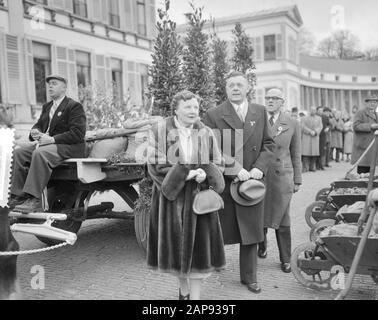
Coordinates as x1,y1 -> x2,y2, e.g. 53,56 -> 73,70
309,219 -> 336,242
291,242 -> 334,291
315,188 -> 331,201
305,201 -> 337,228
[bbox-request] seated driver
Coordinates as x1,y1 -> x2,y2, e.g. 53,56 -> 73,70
10,75 -> 87,212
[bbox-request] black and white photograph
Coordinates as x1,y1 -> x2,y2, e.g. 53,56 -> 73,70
0,0 -> 378,305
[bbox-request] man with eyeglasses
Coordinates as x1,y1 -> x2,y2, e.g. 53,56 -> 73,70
258,88 -> 302,273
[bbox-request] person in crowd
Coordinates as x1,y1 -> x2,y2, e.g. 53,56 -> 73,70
323,108 -> 333,167
316,106 -> 329,170
330,110 -> 344,162
352,94 -> 378,173
257,88 -> 301,273
301,106 -> 323,172
147,90 -> 226,300
291,107 -> 299,120
9,75 -> 87,212
204,71 -> 275,294
343,113 -> 353,162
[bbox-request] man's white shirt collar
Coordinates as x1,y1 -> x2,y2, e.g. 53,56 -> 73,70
269,111 -> 280,125
231,100 -> 248,119
53,96 -> 65,108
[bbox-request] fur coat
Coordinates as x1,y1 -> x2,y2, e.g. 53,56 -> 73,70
147,117 -> 226,276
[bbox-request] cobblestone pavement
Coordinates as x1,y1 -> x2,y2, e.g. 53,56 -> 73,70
13,161 -> 378,300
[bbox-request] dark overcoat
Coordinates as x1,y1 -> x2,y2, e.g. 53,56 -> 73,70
330,118 -> 344,149
147,117 -> 226,276
264,112 -> 302,229
351,107 -> 378,166
29,96 -> 86,158
203,100 -> 275,245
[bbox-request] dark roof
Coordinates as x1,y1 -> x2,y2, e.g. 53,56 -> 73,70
177,5 -> 303,32
300,54 -> 378,75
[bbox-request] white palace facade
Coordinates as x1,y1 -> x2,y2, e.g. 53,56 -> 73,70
0,0 -> 155,133
178,5 -> 378,114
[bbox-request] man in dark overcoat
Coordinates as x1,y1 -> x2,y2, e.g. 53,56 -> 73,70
352,94 -> 378,173
204,71 -> 275,294
257,88 -> 302,273
10,75 -> 87,212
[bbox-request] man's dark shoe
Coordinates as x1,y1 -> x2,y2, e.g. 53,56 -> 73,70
8,195 -> 29,210
179,290 -> 190,300
258,248 -> 267,258
241,281 -> 261,294
14,197 -> 43,213
281,263 -> 291,273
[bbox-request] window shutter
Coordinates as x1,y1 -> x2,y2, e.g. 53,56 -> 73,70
125,0 -> 134,31
146,0 -> 156,38
24,38 -> 37,105
102,0 -> 108,24
276,34 -> 283,59
56,46 -> 77,99
50,0 -> 72,12
135,63 -> 142,106
255,37 -> 262,62
125,61 -> 137,105
105,57 -> 112,90
67,49 -> 78,99
95,54 -> 106,86
5,34 -> 22,104
92,0 -> 102,21
64,0 -> 73,12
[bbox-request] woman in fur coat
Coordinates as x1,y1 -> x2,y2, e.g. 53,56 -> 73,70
147,90 -> 226,300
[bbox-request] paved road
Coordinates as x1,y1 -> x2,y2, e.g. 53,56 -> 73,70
13,162 -> 378,300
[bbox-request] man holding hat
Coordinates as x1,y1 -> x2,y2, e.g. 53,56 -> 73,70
257,88 -> 302,273
352,94 -> 378,173
204,71 -> 275,294
9,75 -> 87,212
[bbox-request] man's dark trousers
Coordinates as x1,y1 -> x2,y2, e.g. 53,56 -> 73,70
11,143 -> 64,199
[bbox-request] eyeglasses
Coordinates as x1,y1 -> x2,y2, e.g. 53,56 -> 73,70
265,97 -> 282,101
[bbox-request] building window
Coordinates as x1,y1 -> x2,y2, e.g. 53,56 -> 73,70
73,0 -> 87,18
335,75 -> 340,81
33,42 -> 51,104
352,76 -> 358,82
308,71 -> 311,78
372,77 -> 377,83
76,50 -> 91,87
137,0 -> 147,36
111,58 -> 123,103
108,0 -> 120,28
320,74 -> 324,80
264,34 -> 276,61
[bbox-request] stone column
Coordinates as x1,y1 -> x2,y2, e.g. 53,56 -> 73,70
349,90 -> 353,113
325,88 -> 329,107
332,89 -> 336,109
358,90 -> 362,108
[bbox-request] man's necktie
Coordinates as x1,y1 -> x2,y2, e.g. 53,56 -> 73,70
269,115 -> 275,127
46,101 -> 58,135
237,105 -> 244,123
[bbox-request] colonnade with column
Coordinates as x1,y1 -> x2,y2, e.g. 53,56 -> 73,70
300,86 -> 378,114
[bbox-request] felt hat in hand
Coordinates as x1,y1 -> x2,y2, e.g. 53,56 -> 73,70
230,179 -> 266,207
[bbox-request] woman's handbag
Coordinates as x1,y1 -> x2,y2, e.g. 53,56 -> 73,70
192,186 -> 224,215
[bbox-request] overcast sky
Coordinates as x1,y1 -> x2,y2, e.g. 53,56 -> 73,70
162,0 -> 378,50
